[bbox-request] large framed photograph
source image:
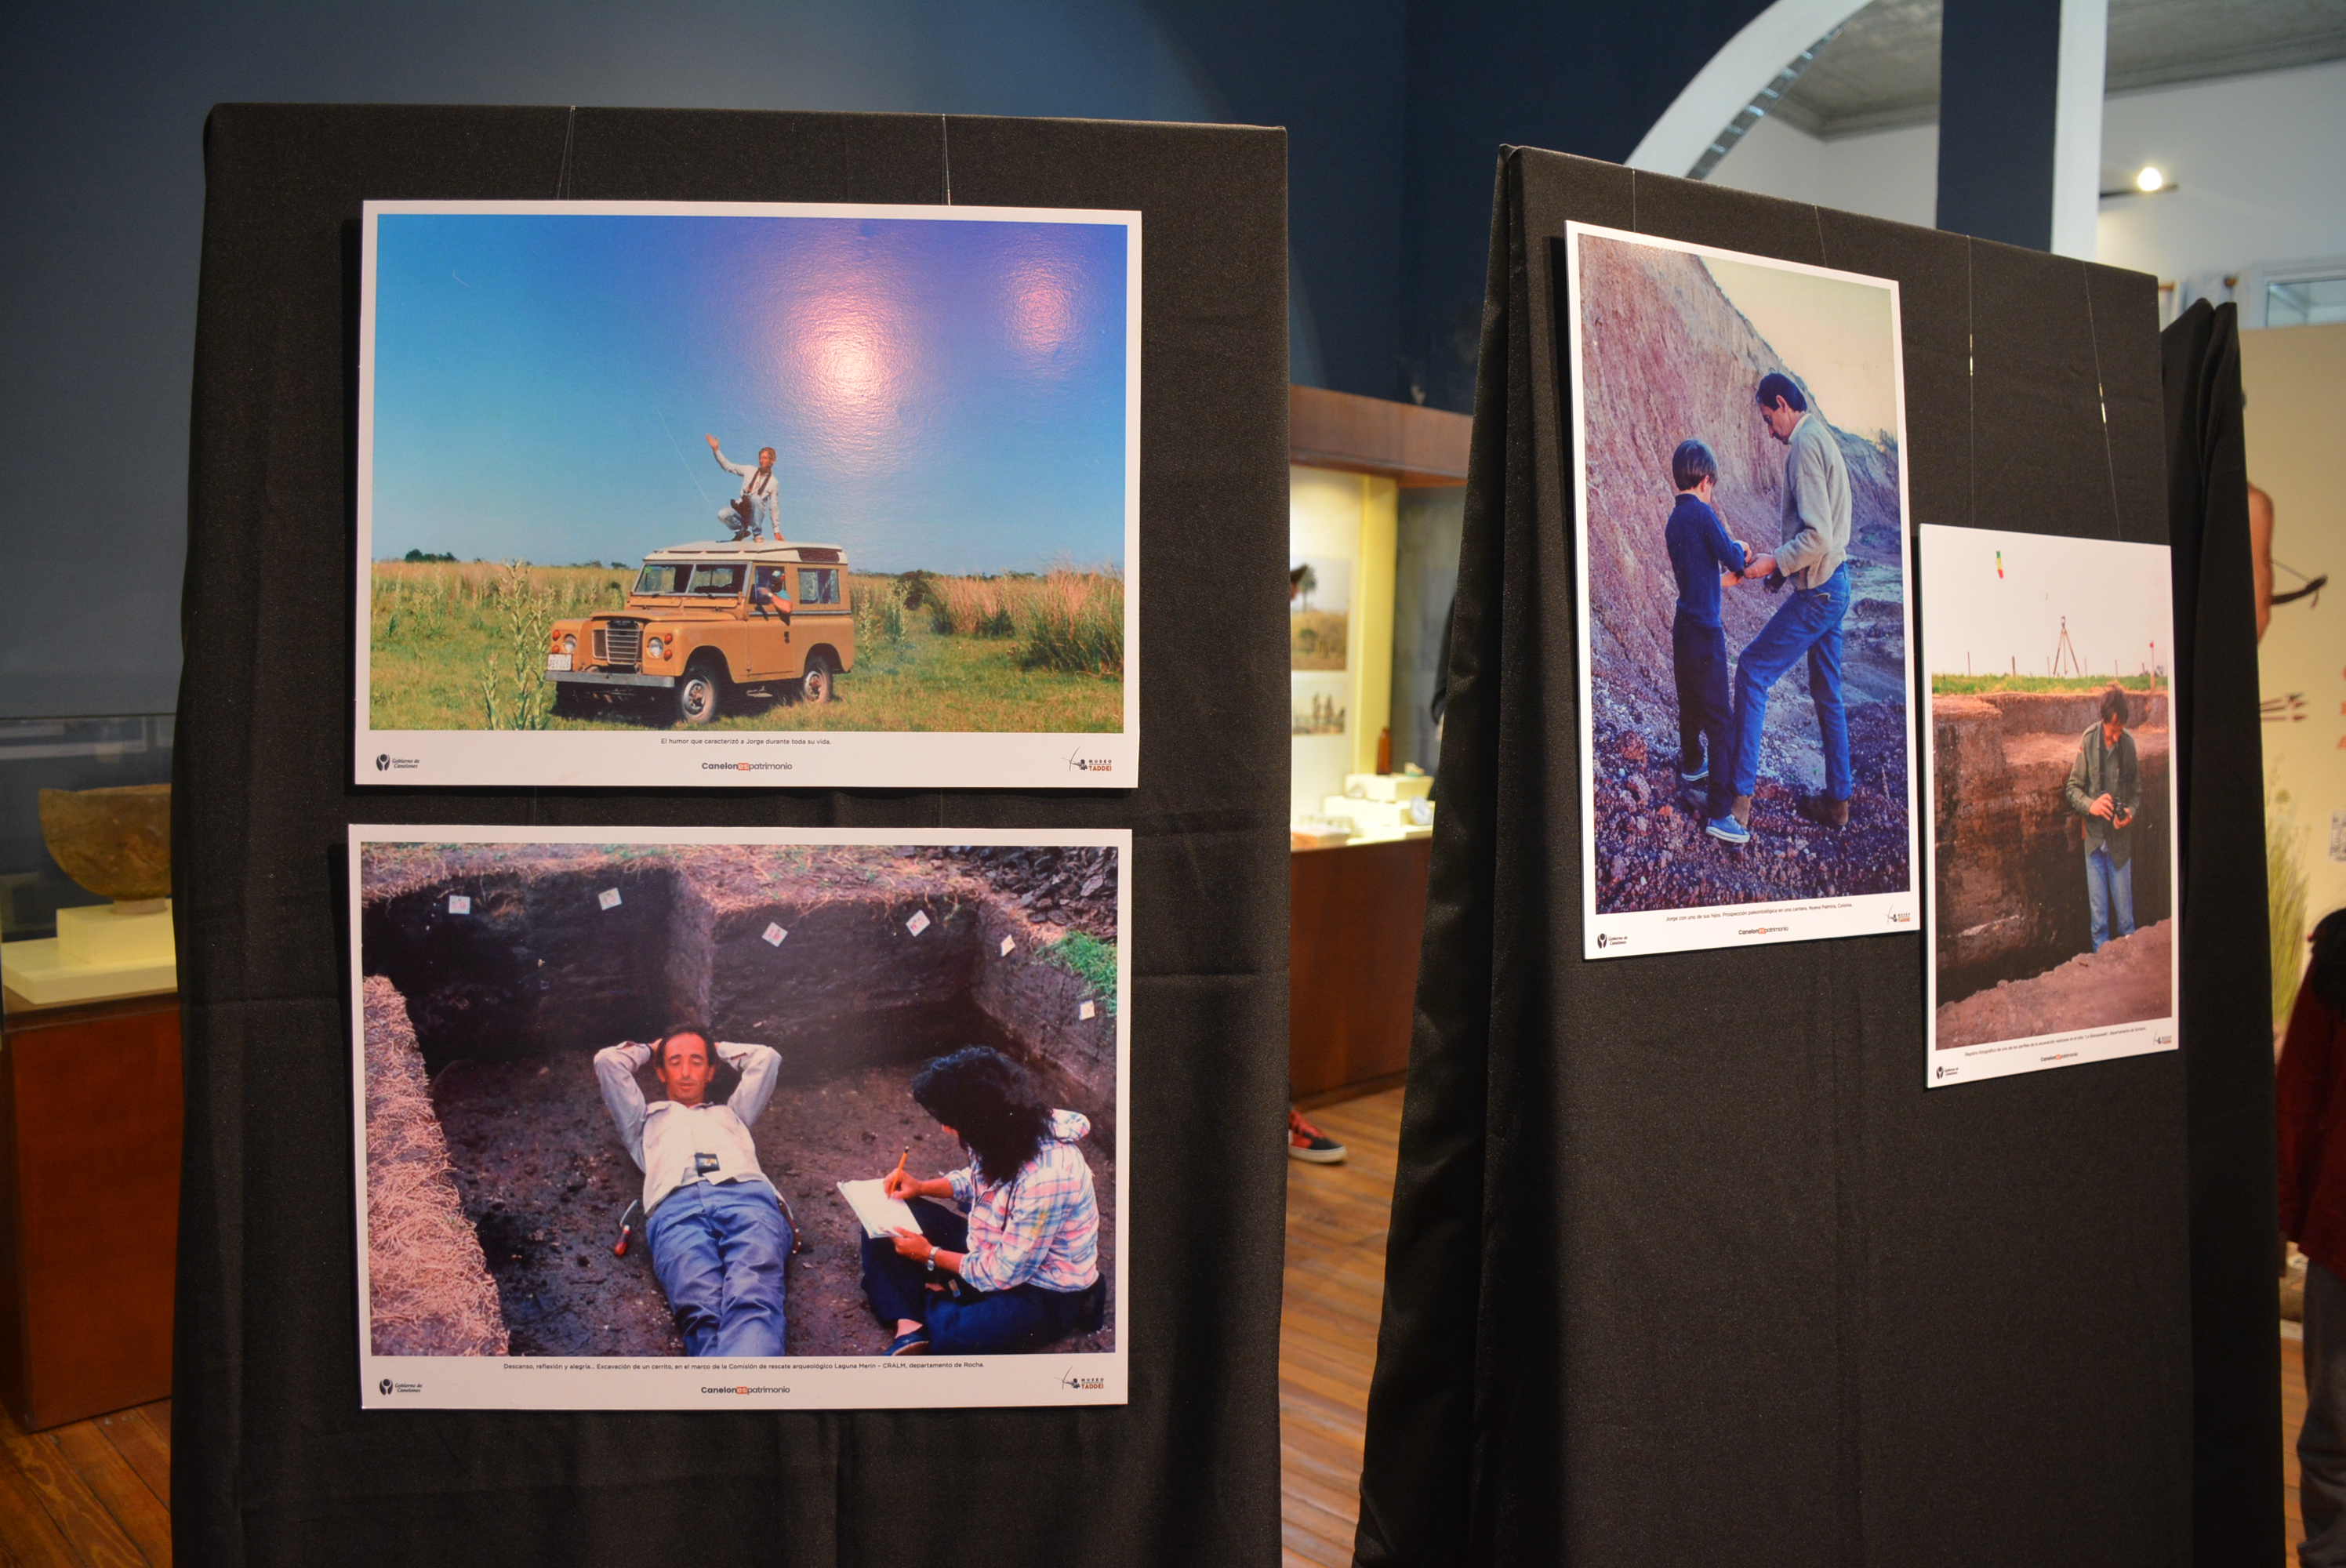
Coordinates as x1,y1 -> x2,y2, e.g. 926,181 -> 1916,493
1919,525 -> 2181,1087
1566,223 -> 1919,959
351,826 -> 1128,1409
355,201 -> 1138,789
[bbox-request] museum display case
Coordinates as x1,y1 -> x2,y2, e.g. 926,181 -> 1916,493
0,714 -> 180,1428
0,714 -> 176,1010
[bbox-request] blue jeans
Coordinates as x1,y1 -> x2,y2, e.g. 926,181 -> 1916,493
2086,846 -> 2135,951
645,1179 -> 791,1357
1730,563 -> 1852,801
2305,1261 -> 2346,1565
861,1197 -> 1102,1354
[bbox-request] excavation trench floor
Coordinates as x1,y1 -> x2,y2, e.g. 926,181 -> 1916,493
433,1052 -> 1117,1359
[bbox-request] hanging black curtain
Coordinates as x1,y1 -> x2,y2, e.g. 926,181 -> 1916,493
172,104 -> 1292,1566
1355,148 -> 2221,1564
2162,298 -> 2279,1568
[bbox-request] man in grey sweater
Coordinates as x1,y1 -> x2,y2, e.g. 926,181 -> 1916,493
1712,372 -> 1856,846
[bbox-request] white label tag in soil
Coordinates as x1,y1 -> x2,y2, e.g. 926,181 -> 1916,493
1000,935 -> 1016,956
599,887 -> 622,911
446,895 -> 470,915
905,910 -> 931,936
764,923 -> 787,946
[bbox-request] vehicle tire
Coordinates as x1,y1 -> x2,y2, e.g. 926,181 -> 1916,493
553,682 -> 592,719
674,659 -> 727,725
796,653 -> 833,706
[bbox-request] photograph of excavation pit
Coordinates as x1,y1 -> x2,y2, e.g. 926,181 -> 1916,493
357,840 -> 1120,1361
1930,688 -> 2174,1051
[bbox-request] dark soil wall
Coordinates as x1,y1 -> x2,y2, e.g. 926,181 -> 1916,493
362,866 -> 686,1073
1934,690 -> 2173,1002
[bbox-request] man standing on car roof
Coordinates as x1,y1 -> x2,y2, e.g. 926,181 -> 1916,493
706,433 -> 783,543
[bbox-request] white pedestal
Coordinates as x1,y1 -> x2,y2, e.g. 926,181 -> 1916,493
2,903 -> 176,1007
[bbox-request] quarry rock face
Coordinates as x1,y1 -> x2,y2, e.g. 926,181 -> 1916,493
1577,235 -> 1905,739
1932,689 -> 2170,1001
1576,235 -> 1913,915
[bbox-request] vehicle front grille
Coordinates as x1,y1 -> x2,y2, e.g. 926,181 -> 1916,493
595,620 -> 643,665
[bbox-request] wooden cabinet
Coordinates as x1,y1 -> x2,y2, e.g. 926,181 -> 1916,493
0,990 -> 180,1430
1288,837 -> 1433,1100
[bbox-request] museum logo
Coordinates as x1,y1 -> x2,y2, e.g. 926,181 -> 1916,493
1063,748 -> 1113,774
378,1377 -> 423,1394
1059,1367 -> 1106,1392
376,753 -> 420,772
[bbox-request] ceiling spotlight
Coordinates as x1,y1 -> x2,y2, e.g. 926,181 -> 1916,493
2136,165 -> 2166,194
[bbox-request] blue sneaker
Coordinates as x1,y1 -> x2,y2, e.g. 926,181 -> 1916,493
1680,760 -> 1709,785
1705,814 -> 1751,846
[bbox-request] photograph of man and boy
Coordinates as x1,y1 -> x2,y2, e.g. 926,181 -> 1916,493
357,201 -> 1135,774
1919,525 -> 2180,1082
354,831 -> 1124,1406
1567,224 -> 1917,956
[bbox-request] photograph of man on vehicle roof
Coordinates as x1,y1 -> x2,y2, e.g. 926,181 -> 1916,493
357,201 -> 1137,775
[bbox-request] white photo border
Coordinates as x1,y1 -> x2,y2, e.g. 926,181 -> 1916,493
353,200 -> 1141,790
348,823 -> 1131,1410
1564,221 -> 1922,960
1917,524 -> 2183,1088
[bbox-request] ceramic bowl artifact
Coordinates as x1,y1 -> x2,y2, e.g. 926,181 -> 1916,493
38,784 -> 172,902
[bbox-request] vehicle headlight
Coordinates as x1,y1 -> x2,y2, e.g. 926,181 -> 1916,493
561,633 -> 576,655
647,636 -> 666,659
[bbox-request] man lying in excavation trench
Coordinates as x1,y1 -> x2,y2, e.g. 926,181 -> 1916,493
594,1025 -> 793,1356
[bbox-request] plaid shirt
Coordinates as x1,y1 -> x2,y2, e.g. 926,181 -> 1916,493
946,1109 -> 1101,1294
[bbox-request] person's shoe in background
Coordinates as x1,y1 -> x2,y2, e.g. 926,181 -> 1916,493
1288,1108 -> 1346,1164
1796,794 -> 1850,828
1705,814 -> 1752,846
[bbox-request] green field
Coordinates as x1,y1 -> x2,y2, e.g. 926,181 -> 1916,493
369,561 -> 1123,732
1928,673 -> 2166,696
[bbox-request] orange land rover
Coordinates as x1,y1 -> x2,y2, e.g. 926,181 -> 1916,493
545,540 -> 855,725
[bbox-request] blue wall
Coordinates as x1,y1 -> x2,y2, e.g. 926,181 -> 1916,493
0,0 -> 1756,717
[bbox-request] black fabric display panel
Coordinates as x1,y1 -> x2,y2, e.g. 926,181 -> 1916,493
1356,150 -> 2242,1564
2162,299 -> 2280,1568
174,106 -> 1290,1566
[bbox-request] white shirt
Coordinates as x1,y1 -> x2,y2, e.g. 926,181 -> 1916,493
593,1040 -> 781,1216
711,446 -> 781,530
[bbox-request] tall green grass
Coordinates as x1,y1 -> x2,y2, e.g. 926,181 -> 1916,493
1928,673 -> 2167,696
1039,931 -> 1119,1015
1016,568 -> 1124,677
2271,770 -> 2312,1032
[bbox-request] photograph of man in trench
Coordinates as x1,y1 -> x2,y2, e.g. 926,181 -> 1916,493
2066,684 -> 2143,953
594,1026 -> 792,1356
861,1046 -> 1105,1357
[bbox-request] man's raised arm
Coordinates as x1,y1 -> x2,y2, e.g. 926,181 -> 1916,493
706,434 -> 752,479
716,1041 -> 782,1127
594,1042 -> 655,1170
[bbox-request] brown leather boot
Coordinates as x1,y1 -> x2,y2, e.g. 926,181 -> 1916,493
1730,793 -> 1752,827
1797,794 -> 1850,828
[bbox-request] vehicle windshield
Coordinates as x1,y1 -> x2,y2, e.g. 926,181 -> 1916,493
632,562 -> 746,597
688,564 -> 745,597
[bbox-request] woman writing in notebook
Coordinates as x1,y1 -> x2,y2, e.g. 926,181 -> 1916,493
859,1046 -> 1106,1357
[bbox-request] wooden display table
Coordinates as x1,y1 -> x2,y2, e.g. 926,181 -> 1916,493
0,986 -> 180,1430
1289,834 -> 1433,1101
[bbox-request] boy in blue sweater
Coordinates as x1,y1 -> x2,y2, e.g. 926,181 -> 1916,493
1660,439 -> 1770,844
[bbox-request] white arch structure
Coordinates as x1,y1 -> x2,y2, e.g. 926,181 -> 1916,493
1628,0 -> 2104,260
1625,0 -> 1874,178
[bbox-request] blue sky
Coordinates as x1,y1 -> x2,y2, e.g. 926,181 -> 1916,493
369,210 -> 1129,572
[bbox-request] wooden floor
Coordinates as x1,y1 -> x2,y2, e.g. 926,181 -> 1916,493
0,1090 -> 2307,1567
0,1400 -> 170,1566
1280,1088 -> 1401,1566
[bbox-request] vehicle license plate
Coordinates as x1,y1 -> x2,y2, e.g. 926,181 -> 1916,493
547,654 -> 572,672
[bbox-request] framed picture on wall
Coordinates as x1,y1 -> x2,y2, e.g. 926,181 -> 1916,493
1919,524 -> 2181,1086
353,201 -> 1138,789
1565,223 -> 1921,959
350,826 -> 1128,1408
